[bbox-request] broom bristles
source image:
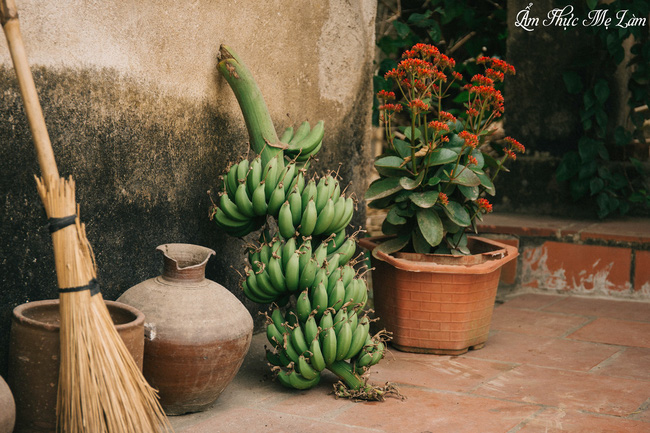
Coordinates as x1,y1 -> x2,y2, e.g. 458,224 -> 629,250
36,175 -> 172,433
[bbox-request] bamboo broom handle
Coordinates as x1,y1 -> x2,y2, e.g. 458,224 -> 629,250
1,0 -> 59,183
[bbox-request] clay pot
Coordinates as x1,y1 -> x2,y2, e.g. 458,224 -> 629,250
118,243 -> 254,415
0,376 -> 15,433
7,299 -> 144,433
359,236 -> 518,355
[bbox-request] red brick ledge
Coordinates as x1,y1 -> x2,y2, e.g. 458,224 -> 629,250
477,213 -> 650,246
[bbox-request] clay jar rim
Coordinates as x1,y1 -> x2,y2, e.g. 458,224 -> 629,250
156,243 -> 216,282
12,299 -> 145,332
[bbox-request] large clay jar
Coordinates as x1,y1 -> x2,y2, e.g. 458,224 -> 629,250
0,375 -> 15,433
118,243 -> 254,415
8,299 -> 144,433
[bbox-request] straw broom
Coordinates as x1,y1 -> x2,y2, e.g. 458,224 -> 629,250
1,1 -> 172,431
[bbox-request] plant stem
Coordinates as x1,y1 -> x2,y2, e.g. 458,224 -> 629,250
217,45 -> 281,167
327,360 -> 365,390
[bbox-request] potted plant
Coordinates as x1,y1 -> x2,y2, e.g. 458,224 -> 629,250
210,46 -> 397,400
359,43 -> 522,355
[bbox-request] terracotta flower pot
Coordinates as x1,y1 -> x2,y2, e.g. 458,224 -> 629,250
118,243 -> 254,415
358,235 -> 518,355
7,299 -> 144,433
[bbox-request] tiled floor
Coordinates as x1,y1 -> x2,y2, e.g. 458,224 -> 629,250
170,293 -> 650,433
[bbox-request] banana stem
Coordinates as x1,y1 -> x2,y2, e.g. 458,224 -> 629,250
327,360 -> 365,390
217,45 -> 281,166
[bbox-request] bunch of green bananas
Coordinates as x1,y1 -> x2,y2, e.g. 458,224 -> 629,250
264,301 -> 385,390
280,121 -> 324,163
242,229 -> 359,305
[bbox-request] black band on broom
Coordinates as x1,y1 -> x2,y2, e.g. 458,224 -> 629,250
1,1 -> 172,431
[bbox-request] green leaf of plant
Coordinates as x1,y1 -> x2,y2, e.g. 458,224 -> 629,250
590,177 -> 605,196
416,208 -> 443,247
449,165 -> 481,186
399,169 -> 425,190
412,226 -> 432,254
586,0 -> 598,10
409,190 -> 439,208
393,138 -> 411,159
374,156 -> 409,177
594,79 -> 610,104
458,185 -> 479,200
392,21 -> 411,39
427,148 -> 458,166
427,176 -> 441,186
365,177 -> 403,201
563,71 -> 583,94
373,234 -> 410,258
475,171 -> 496,195
404,126 -> 422,142
442,201 -> 471,227
386,207 -> 407,225
556,152 -> 580,181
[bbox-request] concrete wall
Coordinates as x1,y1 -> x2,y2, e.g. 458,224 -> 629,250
0,0 -> 377,375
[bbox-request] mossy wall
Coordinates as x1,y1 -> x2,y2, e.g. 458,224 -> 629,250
0,0 -> 377,375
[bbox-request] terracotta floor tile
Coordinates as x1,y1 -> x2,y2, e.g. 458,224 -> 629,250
466,331 -> 620,372
181,406 -> 378,433
473,364 -> 650,416
368,351 -> 515,392
518,408 -> 650,433
544,296 -> 650,322
503,293 -> 566,310
568,317 -> 650,348
334,387 -> 539,433
490,306 -> 590,337
592,347 -> 650,380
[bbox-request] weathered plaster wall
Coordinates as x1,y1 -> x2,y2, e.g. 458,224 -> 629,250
0,0 -> 377,375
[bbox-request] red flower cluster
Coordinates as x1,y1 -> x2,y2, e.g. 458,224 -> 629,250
438,192 -> 449,206
428,121 -> 450,133
467,155 -> 478,166
459,131 -> 479,149
471,74 -> 494,87
377,90 -> 395,101
439,111 -> 457,123
477,56 -> 515,76
378,103 -> 402,112
409,99 -> 429,113
477,198 -> 493,213
504,136 -> 525,160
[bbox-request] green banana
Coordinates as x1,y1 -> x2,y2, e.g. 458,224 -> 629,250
309,337 -> 326,372
236,158 -> 249,183
278,201 -> 296,239
266,322 -> 284,348
290,324 -> 309,355
288,188 -> 303,227
267,181 -> 286,217
299,199 -> 318,236
303,314 -> 319,343
225,162 -> 239,200
252,182 -> 268,216
329,279 -> 345,311
288,121 -> 311,146
345,317 -> 370,359
219,193 -> 249,222
295,140 -> 322,162
266,349 -> 282,366
235,182 -> 256,217
315,176 -> 329,212
312,198 -> 334,235
287,120 -> 324,156
310,281 -> 328,319
242,278 -> 274,304
301,180 -> 317,213
297,355 -> 319,380
296,289 -> 312,322
284,251 -> 300,292
335,320 -> 352,361
267,253 -> 287,293
297,237 -> 312,269
247,156 -> 262,196
298,257 -> 318,290
281,237 -> 297,269
333,307 -> 348,334
271,308 -> 288,334
327,228 -> 347,254
279,126 -> 294,144
288,369 -> 320,390
321,327 -> 337,366
320,308 -> 334,330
